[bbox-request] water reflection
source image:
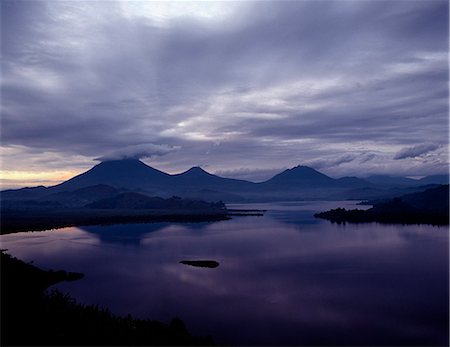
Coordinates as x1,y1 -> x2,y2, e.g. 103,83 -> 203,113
79,222 -> 213,246
0,201 -> 447,346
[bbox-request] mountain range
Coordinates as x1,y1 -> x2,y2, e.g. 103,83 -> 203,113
2,159 -> 448,203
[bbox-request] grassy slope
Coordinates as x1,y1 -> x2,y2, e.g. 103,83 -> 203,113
0,251 -> 214,346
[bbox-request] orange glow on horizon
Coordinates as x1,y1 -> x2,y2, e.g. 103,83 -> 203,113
0,170 -> 80,189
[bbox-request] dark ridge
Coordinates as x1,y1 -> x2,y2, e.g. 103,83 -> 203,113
417,174 -> 449,185
370,185 -> 449,213
37,184 -> 120,207
365,174 -> 449,187
85,192 -> 225,210
172,166 -> 256,192
1,185 -> 50,200
1,251 -> 214,346
364,175 -> 419,187
315,185 -> 449,226
336,176 -> 374,188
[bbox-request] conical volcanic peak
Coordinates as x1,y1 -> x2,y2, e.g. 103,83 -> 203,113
52,159 -> 171,191
263,165 -> 335,188
171,166 -> 255,192
272,165 -> 332,180
95,159 -> 166,174
182,166 -> 213,176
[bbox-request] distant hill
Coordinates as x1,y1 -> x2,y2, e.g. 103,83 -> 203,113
339,184 -> 441,200
364,175 -> 418,187
86,192 -> 224,211
171,167 -> 256,192
260,166 -> 374,191
261,166 -> 335,189
315,185 -> 449,225
416,174 -> 449,186
372,184 -> 449,214
39,185 -> 120,207
365,174 -> 449,187
181,189 -> 245,202
335,176 -> 374,188
1,186 -> 50,200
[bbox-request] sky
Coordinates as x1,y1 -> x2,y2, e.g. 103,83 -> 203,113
1,0 -> 449,188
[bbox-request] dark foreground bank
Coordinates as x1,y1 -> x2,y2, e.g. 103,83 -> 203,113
0,251 -> 214,346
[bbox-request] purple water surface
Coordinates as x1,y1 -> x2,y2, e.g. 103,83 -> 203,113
1,201 -> 448,345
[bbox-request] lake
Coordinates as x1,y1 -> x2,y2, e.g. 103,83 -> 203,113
1,201 -> 448,346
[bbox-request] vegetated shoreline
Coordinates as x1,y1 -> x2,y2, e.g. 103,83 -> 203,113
314,207 -> 449,226
0,250 -> 214,346
315,185 -> 449,226
0,208 -> 233,235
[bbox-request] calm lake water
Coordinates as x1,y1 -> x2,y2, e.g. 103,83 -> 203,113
1,201 -> 448,346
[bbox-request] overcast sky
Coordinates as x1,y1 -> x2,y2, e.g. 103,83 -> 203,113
1,0 -> 448,188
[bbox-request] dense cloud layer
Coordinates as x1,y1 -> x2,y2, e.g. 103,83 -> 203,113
1,0 -> 448,186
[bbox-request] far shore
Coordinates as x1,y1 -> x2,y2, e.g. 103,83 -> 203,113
0,208 -> 228,234
0,208 -> 265,235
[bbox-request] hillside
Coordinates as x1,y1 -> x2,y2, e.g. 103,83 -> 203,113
53,159 -> 172,194
315,185 -> 449,225
261,166 -> 336,189
1,251 -> 213,346
86,192 -> 225,210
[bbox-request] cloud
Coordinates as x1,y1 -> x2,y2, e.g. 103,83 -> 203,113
394,143 -> 441,160
95,144 -> 179,162
0,0 -> 448,184
304,154 -> 359,170
359,153 -> 377,164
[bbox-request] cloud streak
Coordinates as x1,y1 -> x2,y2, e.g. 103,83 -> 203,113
394,143 -> 441,160
95,144 -> 180,162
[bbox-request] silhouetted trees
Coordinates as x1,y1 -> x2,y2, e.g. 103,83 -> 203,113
0,251 -> 214,346
315,185 -> 449,226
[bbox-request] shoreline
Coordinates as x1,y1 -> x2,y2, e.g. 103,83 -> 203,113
0,208 -> 266,234
315,208 -> 449,226
0,250 -> 214,346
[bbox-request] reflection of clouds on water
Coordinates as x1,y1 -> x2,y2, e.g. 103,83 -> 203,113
162,263 -> 229,295
0,227 -> 102,269
0,201 -> 447,345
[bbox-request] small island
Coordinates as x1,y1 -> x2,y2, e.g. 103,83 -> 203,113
315,185 -> 449,226
180,260 -> 220,268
